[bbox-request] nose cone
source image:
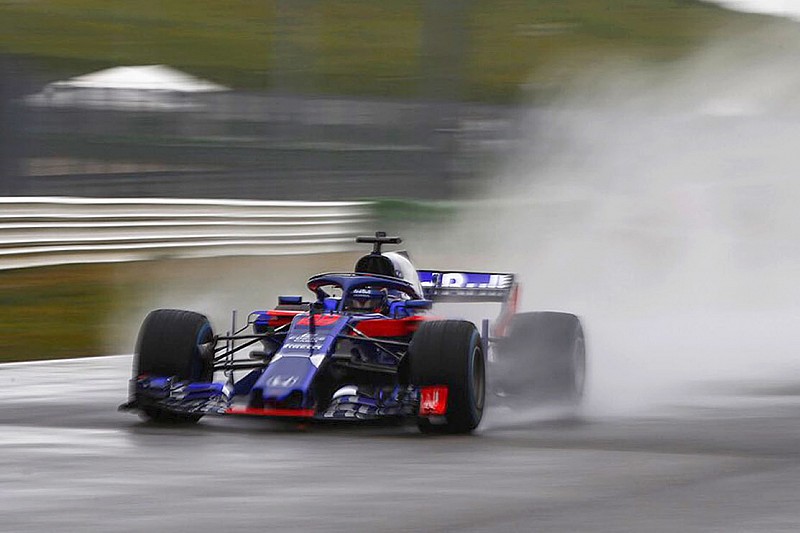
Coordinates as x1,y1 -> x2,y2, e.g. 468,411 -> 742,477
251,356 -> 318,409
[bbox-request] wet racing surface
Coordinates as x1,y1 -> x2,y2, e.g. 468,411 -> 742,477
2,355 -> 800,532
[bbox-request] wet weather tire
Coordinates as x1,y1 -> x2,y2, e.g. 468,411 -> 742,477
409,320 -> 485,434
134,309 -> 215,423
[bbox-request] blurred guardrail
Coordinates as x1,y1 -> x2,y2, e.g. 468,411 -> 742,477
0,197 -> 374,270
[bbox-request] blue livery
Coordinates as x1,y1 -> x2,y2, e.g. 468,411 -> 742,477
119,231 -> 582,434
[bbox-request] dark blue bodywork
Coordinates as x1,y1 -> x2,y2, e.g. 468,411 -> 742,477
128,274 -> 431,419
123,268 -> 516,421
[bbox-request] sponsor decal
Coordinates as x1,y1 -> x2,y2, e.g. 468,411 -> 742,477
282,331 -> 325,351
352,288 -> 373,297
419,386 -> 448,416
420,272 -> 512,290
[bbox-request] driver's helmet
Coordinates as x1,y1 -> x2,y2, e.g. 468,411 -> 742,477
346,287 -> 387,313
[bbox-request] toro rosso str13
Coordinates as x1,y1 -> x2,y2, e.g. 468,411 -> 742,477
120,232 -> 586,433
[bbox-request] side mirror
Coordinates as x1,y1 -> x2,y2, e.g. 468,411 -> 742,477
405,299 -> 433,310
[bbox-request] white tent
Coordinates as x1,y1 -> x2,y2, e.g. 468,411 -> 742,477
50,65 -> 228,92
27,65 -> 229,110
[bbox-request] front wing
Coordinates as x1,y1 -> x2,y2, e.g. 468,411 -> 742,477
121,376 -> 421,420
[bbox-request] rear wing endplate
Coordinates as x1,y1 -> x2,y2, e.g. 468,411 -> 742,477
417,270 -> 516,303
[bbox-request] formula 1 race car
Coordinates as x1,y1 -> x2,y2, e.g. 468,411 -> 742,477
120,232 -> 585,433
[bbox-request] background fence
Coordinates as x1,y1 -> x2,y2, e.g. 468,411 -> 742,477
18,92 -> 518,201
0,197 -> 374,270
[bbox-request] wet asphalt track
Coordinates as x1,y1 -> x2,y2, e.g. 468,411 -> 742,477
2,355 -> 800,532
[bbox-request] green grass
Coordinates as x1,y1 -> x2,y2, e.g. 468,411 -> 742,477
0,253 -> 360,363
0,0 -> 761,101
373,199 -> 459,223
0,264 -> 129,361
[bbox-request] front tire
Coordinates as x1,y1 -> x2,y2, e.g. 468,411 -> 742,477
134,309 -> 215,423
408,320 -> 485,434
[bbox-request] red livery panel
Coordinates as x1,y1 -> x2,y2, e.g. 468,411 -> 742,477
226,407 -> 316,418
298,314 -> 342,326
265,309 -> 302,328
354,316 -> 428,338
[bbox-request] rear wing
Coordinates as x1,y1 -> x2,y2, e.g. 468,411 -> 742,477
417,270 -> 516,303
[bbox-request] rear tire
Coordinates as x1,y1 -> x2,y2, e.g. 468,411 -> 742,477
134,309 -> 215,423
408,320 -> 485,434
496,312 -> 585,404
